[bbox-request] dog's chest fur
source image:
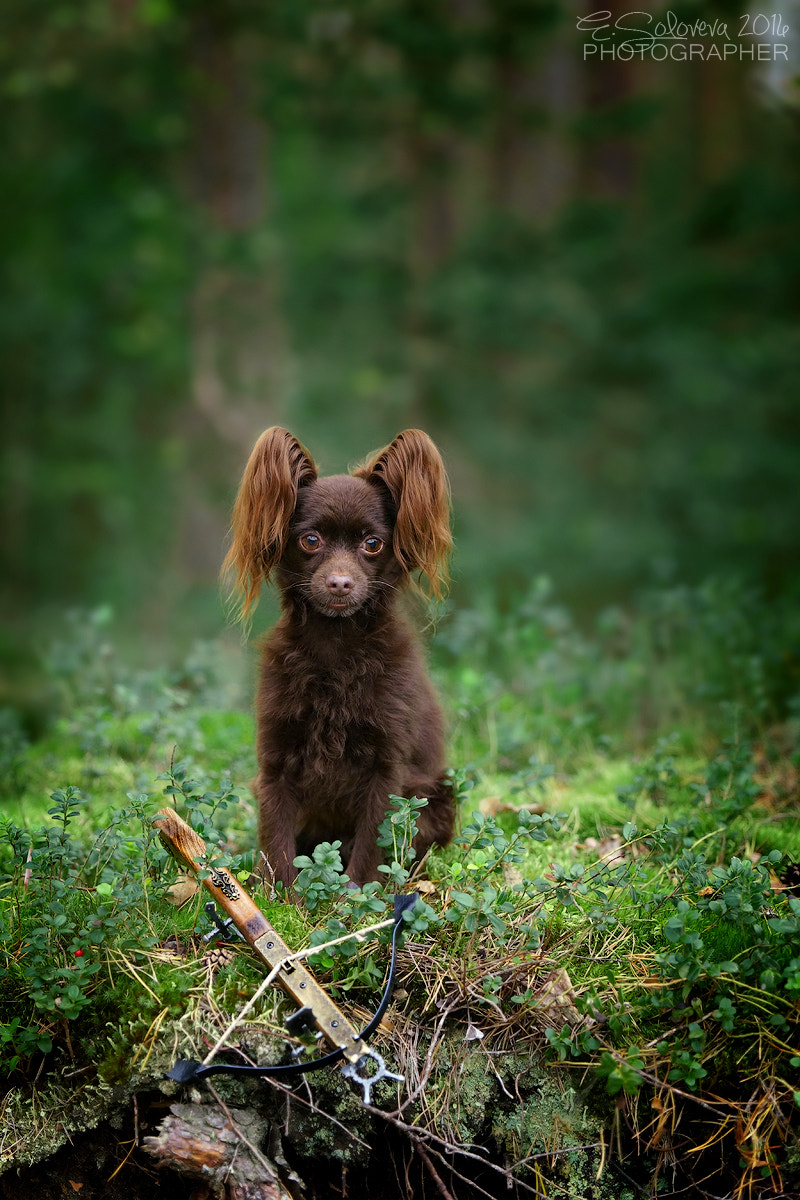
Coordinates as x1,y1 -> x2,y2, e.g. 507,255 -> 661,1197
257,614 -> 418,806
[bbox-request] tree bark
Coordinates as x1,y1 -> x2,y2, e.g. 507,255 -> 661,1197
142,1102 -> 290,1200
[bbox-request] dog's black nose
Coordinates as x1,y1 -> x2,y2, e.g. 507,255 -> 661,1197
326,573 -> 355,596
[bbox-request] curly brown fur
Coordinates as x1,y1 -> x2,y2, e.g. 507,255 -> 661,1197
223,428 -> 455,887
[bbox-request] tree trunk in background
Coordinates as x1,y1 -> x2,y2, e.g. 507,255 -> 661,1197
172,10 -> 294,597
489,35 -> 578,220
399,118 -> 457,427
579,55 -> 637,198
694,58 -> 749,186
188,10 -> 292,446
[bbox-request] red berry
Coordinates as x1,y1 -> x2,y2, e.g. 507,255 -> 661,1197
74,949 -> 84,957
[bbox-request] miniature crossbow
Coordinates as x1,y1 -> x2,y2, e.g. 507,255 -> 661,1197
154,809 -> 413,1105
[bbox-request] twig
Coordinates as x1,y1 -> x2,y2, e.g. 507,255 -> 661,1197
207,1081 -> 283,1180
261,1074 -> 371,1151
421,1142 -> 501,1200
368,1106 -> 549,1197
415,1140 -> 457,1200
202,965 -> 285,1066
394,996 -> 462,1115
424,1139 -> 556,1200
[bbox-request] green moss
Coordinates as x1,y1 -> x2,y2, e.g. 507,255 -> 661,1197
494,1066 -> 600,1155
261,900 -> 313,947
277,1063 -> 376,1166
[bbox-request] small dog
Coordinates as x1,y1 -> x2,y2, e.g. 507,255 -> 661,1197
223,427 -> 455,887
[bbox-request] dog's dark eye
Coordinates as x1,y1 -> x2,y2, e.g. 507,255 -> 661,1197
362,537 -> 384,556
299,533 -> 322,553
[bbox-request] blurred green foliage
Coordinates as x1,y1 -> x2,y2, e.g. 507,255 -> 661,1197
0,1 -> 798,653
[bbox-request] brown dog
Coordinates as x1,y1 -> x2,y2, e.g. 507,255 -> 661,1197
223,427 -> 455,887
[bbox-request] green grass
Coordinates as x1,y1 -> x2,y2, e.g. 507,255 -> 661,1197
1,581 -> 799,1196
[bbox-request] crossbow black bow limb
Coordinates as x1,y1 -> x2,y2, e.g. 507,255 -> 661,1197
154,809 -> 415,1105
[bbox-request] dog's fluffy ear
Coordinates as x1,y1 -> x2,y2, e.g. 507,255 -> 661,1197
222,427 -> 317,620
354,429 -> 452,599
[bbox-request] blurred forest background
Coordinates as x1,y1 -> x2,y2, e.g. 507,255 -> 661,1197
1,0 -> 798,682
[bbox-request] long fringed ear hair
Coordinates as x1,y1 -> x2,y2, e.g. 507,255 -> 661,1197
222,427 -> 317,621
353,429 -> 452,599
